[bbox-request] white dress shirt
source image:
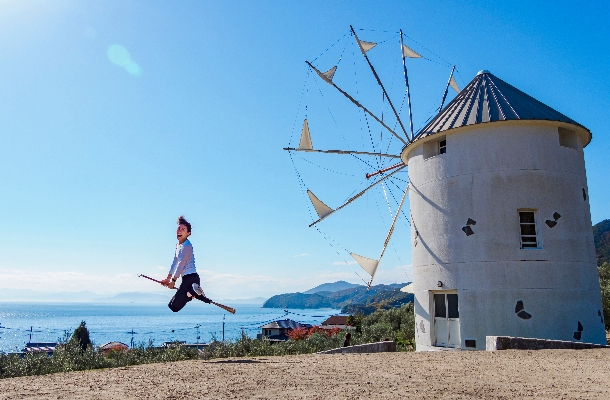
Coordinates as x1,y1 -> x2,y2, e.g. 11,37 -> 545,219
168,239 -> 196,278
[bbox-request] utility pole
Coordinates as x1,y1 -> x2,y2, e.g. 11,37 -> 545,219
130,329 -> 135,348
29,326 -> 33,343
195,324 -> 201,344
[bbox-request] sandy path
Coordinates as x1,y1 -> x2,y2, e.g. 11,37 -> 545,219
1,350 -> 609,399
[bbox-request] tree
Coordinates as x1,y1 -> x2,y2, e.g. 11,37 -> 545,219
70,321 -> 92,351
599,263 -> 610,332
346,314 -> 363,333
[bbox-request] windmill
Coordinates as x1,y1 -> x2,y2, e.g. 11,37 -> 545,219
284,26 -> 460,288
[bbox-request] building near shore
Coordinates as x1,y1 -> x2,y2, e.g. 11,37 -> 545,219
403,70 -> 606,350
22,342 -> 57,356
98,342 -> 128,355
258,319 -> 312,341
320,316 -> 350,330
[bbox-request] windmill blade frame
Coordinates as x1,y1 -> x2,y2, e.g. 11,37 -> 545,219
308,164 -> 407,227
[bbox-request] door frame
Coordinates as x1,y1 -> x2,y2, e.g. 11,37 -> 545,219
431,290 -> 460,349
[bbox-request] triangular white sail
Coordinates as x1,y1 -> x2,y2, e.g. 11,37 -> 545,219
358,40 -> 377,53
449,76 -> 460,93
298,119 -> 313,150
400,282 -> 414,293
322,66 -> 337,82
402,44 -> 422,58
350,252 -> 379,277
307,190 -> 334,219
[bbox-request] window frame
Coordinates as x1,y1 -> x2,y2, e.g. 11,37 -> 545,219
518,209 -> 539,249
439,138 -> 447,154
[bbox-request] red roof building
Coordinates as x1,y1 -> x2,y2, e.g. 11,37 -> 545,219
320,316 -> 349,329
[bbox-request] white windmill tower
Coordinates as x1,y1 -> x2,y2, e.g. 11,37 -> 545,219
405,70 -> 606,350
287,29 -> 604,351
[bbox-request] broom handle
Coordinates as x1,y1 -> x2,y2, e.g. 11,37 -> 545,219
138,274 -> 236,314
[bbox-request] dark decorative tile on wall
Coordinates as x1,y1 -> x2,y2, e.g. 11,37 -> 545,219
515,300 -> 532,319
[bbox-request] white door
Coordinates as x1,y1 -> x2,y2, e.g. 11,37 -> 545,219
434,293 -> 460,348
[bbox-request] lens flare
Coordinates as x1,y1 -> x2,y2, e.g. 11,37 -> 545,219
107,45 -> 131,67
107,44 -> 143,77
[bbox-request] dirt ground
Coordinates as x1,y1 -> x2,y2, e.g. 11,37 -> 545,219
1,349 -> 609,399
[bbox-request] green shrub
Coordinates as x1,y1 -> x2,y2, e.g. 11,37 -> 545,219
599,262 -> 610,332
360,303 -> 415,350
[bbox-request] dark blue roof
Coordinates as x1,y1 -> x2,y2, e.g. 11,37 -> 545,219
415,71 -> 590,143
260,319 -> 312,330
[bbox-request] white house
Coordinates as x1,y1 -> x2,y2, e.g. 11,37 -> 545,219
403,70 -> 606,350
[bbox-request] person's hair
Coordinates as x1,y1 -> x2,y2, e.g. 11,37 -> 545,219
177,215 -> 192,233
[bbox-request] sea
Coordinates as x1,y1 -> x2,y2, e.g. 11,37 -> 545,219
0,302 -> 341,353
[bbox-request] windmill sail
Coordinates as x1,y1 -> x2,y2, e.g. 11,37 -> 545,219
350,253 -> 379,277
350,186 -> 409,288
400,282 -> 414,293
350,26 -> 409,142
307,190 -> 334,219
322,66 -> 337,82
449,76 -> 460,93
299,119 -> 313,150
308,164 -> 406,227
358,40 -> 377,53
438,65 -> 457,112
306,61 -> 408,146
378,185 -> 409,260
401,44 -> 422,58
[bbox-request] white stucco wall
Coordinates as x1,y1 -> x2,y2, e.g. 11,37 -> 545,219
403,121 -> 605,350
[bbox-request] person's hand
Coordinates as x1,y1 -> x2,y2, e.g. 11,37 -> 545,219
168,280 -> 175,289
160,277 -> 171,287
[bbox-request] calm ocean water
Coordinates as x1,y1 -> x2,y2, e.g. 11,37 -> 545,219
0,302 -> 340,353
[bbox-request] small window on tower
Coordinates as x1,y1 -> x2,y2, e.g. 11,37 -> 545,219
558,127 -> 579,150
439,139 -> 447,154
424,136 -> 446,159
519,210 -> 538,249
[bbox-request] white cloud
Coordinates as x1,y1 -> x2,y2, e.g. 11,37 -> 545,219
292,253 -> 308,258
0,269 -> 163,295
0,264 -> 412,301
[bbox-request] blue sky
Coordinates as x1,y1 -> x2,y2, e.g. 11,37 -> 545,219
0,1 -> 608,299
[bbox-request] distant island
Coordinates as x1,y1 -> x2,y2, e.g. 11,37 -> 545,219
263,281 -> 412,314
303,281 -> 362,294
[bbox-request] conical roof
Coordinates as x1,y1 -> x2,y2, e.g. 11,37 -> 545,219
415,70 -> 590,143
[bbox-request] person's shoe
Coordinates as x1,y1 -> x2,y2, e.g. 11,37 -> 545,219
192,283 -> 205,297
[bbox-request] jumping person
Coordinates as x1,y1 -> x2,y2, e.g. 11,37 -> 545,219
160,216 -> 211,312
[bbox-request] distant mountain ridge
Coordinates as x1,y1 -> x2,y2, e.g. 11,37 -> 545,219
217,297 -> 267,305
594,219 -> 610,265
263,283 -> 410,310
303,281 -> 363,294
96,292 -> 168,303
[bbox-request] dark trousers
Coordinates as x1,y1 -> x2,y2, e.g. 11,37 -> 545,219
168,273 -> 208,312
